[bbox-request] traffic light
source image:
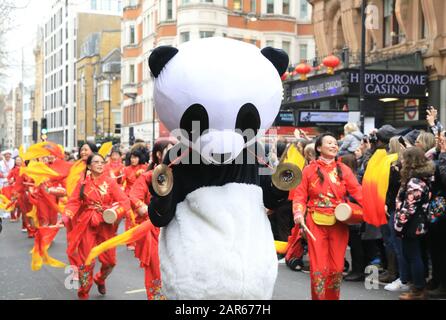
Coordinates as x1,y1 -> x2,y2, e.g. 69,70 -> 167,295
32,121 -> 38,142
129,126 -> 135,146
41,118 -> 48,141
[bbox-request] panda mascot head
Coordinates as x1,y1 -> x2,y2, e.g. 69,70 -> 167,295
148,37 -> 289,300
149,37 -> 288,164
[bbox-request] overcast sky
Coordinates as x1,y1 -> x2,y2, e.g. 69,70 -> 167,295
2,0 -> 49,92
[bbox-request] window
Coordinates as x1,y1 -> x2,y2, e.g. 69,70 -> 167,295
129,64 -> 135,83
250,0 -> 256,12
266,40 -> 274,47
233,0 -> 242,11
200,0 -> 213,2
129,25 -> 135,44
167,0 -> 173,20
299,44 -> 308,61
299,0 -> 308,19
182,0 -> 190,4
102,83 -> 110,100
180,32 -> 190,43
282,41 -> 291,56
267,0 -> 274,14
383,0 -> 400,46
199,31 -> 214,38
420,4 -> 427,39
283,0 -> 290,15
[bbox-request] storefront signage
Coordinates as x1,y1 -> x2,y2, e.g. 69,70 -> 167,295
349,70 -> 427,98
275,111 -> 295,126
288,70 -> 428,103
290,74 -> 348,102
298,111 -> 349,125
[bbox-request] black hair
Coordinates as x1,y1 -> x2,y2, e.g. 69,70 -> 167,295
129,148 -> 147,166
276,141 -> 287,159
80,153 -> 105,200
314,132 -> 343,185
78,142 -> 99,160
148,138 -> 174,170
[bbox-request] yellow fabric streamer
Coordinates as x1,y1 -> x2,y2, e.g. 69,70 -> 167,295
284,143 -> 306,170
19,161 -> 60,186
0,195 -> 13,211
85,220 -> 151,266
26,206 -> 40,228
98,142 -> 113,158
274,241 -> 288,255
66,160 -> 86,197
30,227 -> 66,271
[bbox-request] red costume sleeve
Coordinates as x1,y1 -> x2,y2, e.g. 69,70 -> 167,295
109,179 -> 131,220
64,180 -> 83,220
129,171 -> 152,210
341,163 -> 363,207
292,165 -> 311,220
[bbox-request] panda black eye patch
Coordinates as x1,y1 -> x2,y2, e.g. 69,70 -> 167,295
235,103 -> 260,135
180,104 -> 210,140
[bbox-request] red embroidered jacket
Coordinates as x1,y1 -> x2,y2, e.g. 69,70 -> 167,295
293,159 -> 363,220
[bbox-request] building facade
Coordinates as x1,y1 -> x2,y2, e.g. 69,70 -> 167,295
76,22 -> 121,144
41,0 -> 123,151
121,0 -> 315,146
13,85 -> 23,148
3,90 -> 15,150
33,27 -> 45,145
280,0 -> 446,135
22,87 -> 34,149
0,94 -> 6,151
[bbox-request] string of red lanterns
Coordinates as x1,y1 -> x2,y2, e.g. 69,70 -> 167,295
280,54 -> 341,81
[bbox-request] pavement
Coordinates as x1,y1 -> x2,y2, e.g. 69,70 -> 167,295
0,218 -> 403,300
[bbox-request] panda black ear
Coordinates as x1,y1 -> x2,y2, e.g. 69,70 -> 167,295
148,46 -> 179,78
261,47 -> 289,77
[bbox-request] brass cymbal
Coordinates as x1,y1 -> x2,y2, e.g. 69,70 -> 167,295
272,162 -> 302,191
152,164 -> 174,197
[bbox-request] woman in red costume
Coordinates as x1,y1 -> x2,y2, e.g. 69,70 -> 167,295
7,157 -> 25,223
63,153 -> 130,299
129,138 -> 175,299
104,148 -> 124,185
293,133 -> 363,300
123,149 -> 148,249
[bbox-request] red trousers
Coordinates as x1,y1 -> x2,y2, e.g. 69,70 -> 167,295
306,213 -> 349,300
68,220 -> 117,299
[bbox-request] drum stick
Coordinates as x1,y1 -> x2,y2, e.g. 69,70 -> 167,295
302,222 -> 317,242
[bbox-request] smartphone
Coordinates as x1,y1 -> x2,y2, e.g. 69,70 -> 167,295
398,136 -> 407,148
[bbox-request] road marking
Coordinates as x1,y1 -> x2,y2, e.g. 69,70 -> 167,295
20,297 -> 42,300
125,289 -> 146,295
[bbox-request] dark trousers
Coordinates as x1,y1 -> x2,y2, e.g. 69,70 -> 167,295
348,226 -> 365,273
428,218 -> 446,287
402,237 -> 426,289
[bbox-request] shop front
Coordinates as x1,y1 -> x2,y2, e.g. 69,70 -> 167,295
279,68 -> 429,136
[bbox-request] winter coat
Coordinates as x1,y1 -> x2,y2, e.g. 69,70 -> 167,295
394,162 -> 435,238
339,131 -> 364,155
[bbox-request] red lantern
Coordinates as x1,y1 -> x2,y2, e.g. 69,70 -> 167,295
323,54 -> 341,75
295,62 -> 311,81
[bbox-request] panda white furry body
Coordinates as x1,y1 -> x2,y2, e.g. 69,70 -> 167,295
159,183 -> 277,300
148,37 -> 289,300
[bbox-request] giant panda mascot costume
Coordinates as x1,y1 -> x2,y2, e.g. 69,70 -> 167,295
148,37 -> 290,300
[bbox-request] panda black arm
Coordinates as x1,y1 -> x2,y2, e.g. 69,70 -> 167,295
260,172 -> 289,210
148,191 -> 176,227
148,146 -> 184,227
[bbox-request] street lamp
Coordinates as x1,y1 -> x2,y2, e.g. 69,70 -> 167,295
359,0 -> 367,132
